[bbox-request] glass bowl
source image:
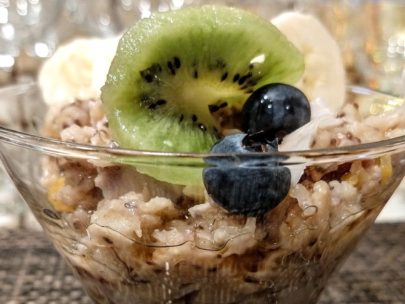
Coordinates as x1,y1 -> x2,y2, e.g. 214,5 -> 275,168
1,82 -> 405,304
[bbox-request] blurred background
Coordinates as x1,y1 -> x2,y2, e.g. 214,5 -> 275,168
0,0 -> 404,229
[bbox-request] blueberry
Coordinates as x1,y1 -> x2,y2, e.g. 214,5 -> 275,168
203,134 -> 291,216
241,83 -> 311,142
210,133 -> 258,153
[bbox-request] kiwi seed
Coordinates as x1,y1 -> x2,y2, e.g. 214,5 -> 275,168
238,72 -> 252,85
148,101 -> 166,110
140,64 -> 162,83
209,104 -> 220,113
174,57 -> 181,69
168,61 -> 176,75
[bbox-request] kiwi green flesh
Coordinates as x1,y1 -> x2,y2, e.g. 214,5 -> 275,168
126,162 -> 204,188
102,5 -> 304,185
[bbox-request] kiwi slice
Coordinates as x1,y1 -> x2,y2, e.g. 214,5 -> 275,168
101,6 -> 304,185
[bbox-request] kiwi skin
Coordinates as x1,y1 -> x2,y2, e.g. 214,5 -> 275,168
102,5 -> 304,186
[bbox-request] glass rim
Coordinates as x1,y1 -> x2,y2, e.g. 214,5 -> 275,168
0,82 -> 404,165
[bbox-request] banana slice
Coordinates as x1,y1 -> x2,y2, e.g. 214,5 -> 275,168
38,37 -> 119,106
272,12 -> 346,114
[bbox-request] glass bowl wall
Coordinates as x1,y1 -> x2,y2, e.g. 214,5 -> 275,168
0,83 -> 405,304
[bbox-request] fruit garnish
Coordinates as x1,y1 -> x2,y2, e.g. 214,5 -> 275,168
342,156 -> 392,189
241,83 -> 310,143
272,12 -> 346,113
101,5 -> 304,155
379,155 -> 392,185
100,5 -> 305,186
204,83 -> 308,215
47,177 -> 74,213
203,134 -> 291,216
39,37 -> 119,106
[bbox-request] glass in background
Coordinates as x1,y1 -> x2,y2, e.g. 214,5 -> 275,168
0,0 -> 64,84
66,0 -> 301,38
65,0 -> 200,37
269,0 -> 405,97
0,0 -> 64,228
0,163 -> 26,228
0,85 -> 29,229
357,0 -> 405,97
64,0 -> 124,37
312,0 -> 405,96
